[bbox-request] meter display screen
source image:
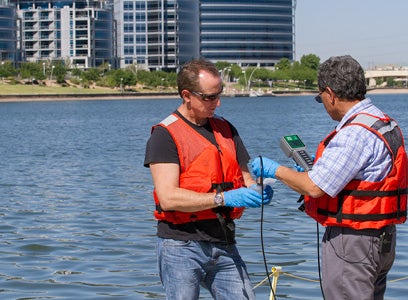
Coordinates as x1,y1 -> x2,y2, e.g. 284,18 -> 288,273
283,135 -> 305,148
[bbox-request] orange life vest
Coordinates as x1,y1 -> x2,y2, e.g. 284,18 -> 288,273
152,113 -> 245,224
304,113 -> 408,229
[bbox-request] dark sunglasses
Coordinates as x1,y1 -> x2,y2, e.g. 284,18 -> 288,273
315,90 -> 324,103
190,87 -> 223,102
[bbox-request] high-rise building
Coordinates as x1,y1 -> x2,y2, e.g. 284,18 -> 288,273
114,0 -> 148,69
200,0 -> 294,68
115,0 -> 294,70
5,0 -> 294,70
0,0 -> 18,62
12,0 -> 115,68
114,0 -> 199,71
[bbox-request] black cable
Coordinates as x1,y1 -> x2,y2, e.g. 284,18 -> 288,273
316,222 -> 325,300
258,155 -> 277,300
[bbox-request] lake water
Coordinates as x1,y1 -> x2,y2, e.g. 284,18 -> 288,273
0,94 -> 407,299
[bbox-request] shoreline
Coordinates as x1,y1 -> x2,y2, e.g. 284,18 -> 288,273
0,88 -> 407,103
0,92 -> 180,102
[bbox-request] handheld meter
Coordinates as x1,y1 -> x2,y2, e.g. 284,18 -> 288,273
280,135 -> 314,171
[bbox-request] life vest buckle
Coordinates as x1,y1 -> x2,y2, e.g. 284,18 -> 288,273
212,182 -> 234,192
297,195 -> 305,212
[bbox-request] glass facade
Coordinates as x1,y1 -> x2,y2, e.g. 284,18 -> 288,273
115,0 -> 293,70
12,0 -> 114,68
200,0 -> 294,67
0,4 -> 18,62
115,0 -> 148,68
6,0 -> 294,70
146,0 -> 178,70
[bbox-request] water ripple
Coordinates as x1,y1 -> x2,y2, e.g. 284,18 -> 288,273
0,97 -> 407,299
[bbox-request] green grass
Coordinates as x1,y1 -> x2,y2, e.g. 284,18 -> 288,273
0,83 -> 120,95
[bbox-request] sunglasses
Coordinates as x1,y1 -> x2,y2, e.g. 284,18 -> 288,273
189,87 -> 223,102
315,90 -> 324,103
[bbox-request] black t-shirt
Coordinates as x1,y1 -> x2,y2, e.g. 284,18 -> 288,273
144,111 -> 251,243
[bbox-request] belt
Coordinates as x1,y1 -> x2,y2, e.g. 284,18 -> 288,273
340,225 -> 395,237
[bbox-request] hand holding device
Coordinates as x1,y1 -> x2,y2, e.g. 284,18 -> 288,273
280,135 -> 313,171
251,157 -> 280,178
294,154 -> 315,172
294,164 -> 305,172
223,187 -> 265,208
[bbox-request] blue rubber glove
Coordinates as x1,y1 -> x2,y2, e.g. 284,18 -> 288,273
262,184 -> 274,205
294,154 -> 315,172
251,157 -> 280,178
223,187 -> 264,208
293,164 -> 304,172
249,184 -> 274,205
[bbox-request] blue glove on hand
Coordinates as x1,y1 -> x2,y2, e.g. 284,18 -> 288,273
293,164 -> 304,172
249,184 -> 274,205
251,157 -> 280,178
294,154 -> 315,172
261,184 -> 273,205
223,187 -> 265,208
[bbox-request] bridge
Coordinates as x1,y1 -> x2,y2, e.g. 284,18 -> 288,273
365,68 -> 408,87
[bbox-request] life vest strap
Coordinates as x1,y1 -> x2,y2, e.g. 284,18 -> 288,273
341,188 -> 408,197
156,204 -> 163,214
214,210 -> 235,245
212,182 -> 234,192
318,209 -> 407,221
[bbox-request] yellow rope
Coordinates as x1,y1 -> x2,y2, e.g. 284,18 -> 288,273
280,271 -> 319,283
253,267 -> 408,289
388,276 -> 408,283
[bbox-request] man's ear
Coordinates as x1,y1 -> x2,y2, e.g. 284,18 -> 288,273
326,87 -> 336,105
181,89 -> 191,102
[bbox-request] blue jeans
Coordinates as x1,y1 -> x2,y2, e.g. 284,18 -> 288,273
157,238 -> 255,300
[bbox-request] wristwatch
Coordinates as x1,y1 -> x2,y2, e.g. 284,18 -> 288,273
214,192 -> 224,206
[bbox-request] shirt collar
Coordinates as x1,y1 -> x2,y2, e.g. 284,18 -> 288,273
336,98 -> 372,131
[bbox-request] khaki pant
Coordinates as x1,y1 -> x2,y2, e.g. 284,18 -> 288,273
322,225 -> 396,300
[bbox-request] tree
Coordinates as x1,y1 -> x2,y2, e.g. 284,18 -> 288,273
300,54 -> 320,70
229,64 -> 243,81
72,67 -> 82,79
275,58 -> 291,70
81,68 -> 101,82
0,62 -> 17,78
109,69 -> 136,88
53,64 -> 67,83
20,62 -> 44,80
215,61 -> 231,71
252,68 -> 270,81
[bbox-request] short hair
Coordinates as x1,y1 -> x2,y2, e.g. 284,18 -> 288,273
177,58 -> 220,97
317,55 -> 366,101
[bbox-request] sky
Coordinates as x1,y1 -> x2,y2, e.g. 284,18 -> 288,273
295,0 -> 408,69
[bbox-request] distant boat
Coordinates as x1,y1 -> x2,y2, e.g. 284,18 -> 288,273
249,90 -> 262,97
249,90 -> 274,97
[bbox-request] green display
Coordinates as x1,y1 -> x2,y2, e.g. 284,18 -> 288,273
283,135 -> 305,148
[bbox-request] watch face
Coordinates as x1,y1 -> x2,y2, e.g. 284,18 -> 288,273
214,194 -> 223,205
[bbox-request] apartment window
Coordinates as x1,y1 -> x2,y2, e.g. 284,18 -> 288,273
135,12 -> 145,21
124,23 -> 134,32
135,2 -> 145,10
124,46 -> 134,55
124,12 -> 133,22
124,34 -> 134,44
124,58 -> 133,64
135,23 -> 145,32
124,1 -> 133,10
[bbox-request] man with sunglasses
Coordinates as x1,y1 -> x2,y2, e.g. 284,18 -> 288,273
144,58 -> 273,299
252,55 -> 407,300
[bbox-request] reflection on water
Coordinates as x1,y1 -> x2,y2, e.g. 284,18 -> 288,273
0,95 -> 407,299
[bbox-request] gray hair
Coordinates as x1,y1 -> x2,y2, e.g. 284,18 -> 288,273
317,55 -> 366,101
